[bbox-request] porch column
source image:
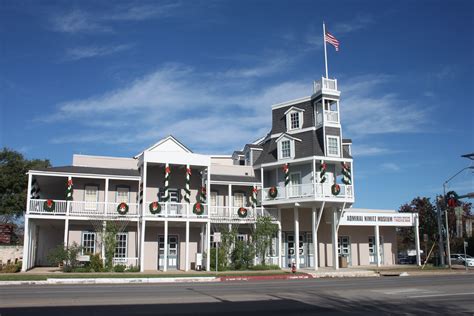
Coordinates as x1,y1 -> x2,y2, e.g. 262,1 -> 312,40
277,208 -> 283,268
415,214 -> 421,266
312,158 -> 317,196
206,221 -> 211,271
332,208 -> 339,270
64,218 -> 69,247
21,173 -> 33,272
102,178 -> 109,264
228,184 -> 232,219
185,220 -> 190,271
375,224 -> 381,267
312,207 -> 318,270
163,219 -> 168,272
294,207 -> 299,269
140,219 -> 146,272
137,219 -> 140,265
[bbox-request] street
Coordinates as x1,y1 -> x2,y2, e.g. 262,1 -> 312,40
1,274 -> 473,315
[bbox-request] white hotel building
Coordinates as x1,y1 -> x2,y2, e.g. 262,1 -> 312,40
21,77 -> 421,272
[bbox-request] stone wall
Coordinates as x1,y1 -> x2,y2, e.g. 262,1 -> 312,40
0,245 -> 23,265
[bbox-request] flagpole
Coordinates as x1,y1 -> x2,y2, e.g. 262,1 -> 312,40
323,22 -> 328,79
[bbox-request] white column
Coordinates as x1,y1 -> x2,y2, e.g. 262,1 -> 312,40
137,220 -> 141,263
312,207 -> 318,270
277,208 -> 283,268
142,162 -> 148,217
415,215 -> 421,266
332,208 -> 339,270
200,224 -> 205,253
206,221 -> 211,271
228,184 -> 232,219
185,220 -> 190,271
312,158 -> 317,196
163,219 -> 168,272
294,207 -> 299,269
375,225 -> 381,267
64,218 -> 69,247
206,166 -> 211,215
21,216 -> 30,272
140,219 -> 146,272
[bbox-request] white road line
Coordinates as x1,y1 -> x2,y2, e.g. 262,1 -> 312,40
411,292 -> 474,298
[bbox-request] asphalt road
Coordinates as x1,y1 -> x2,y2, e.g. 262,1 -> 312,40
1,274 -> 473,315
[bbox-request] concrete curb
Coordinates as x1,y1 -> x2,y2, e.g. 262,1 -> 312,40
219,274 -> 313,282
308,270 -> 378,278
0,277 -> 219,286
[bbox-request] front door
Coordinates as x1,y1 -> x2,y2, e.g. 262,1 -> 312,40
338,236 -> 351,265
369,236 -> 384,264
285,233 -> 305,268
158,235 -> 179,270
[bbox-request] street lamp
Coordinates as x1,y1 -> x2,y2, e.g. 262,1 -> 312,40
442,165 -> 474,268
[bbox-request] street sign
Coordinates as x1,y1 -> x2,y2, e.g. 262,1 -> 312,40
214,232 -> 221,243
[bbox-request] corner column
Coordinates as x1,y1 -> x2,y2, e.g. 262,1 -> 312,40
415,214 -> 421,266
185,220 -> 190,271
375,224 -> 381,267
277,208 -> 283,268
332,208 -> 339,270
312,207 -> 318,270
140,161 -> 148,272
163,219 -> 168,272
206,221 -> 211,271
294,207 -> 299,269
21,173 -> 33,272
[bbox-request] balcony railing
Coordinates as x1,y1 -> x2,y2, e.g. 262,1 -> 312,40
209,206 -> 278,222
143,202 -> 208,218
313,77 -> 338,94
28,199 -> 140,217
325,111 -> 339,123
262,183 -> 353,202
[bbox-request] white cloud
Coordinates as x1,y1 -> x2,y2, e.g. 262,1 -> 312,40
351,144 -> 393,157
64,44 -> 132,61
381,162 -> 401,172
51,9 -> 110,34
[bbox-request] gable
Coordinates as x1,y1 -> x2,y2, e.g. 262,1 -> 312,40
140,135 -> 192,156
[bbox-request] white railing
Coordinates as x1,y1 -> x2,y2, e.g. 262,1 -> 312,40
106,202 -> 140,216
262,183 -> 354,202
143,202 -> 208,218
325,111 -> 339,123
112,257 -> 139,268
209,206 -> 278,222
313,77 -> 338,93
70,201 -> 106,216
29,199 -> 67,215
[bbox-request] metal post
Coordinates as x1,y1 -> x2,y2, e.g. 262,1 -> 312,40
323,22 -> 329,78
415,214 -> 421,266
436,197 -> 446,266
443,184 -> 452,268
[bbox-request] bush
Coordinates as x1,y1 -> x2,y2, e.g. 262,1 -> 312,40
47,242 -> 83,272
0,262 -> 22,273
231,240 -> 255,270
126,266 -> 140,272
209,248 -> 227,271
113,264 -> 126,272
250,264 -> 280,271
72,267 -> 91,273
89,254 -> 104,272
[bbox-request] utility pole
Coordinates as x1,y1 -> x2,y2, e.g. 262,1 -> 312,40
436,196 -> 446,266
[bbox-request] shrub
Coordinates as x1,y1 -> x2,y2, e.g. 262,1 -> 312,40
46,242 -> 83,272
113,264 -> 126,272
209,248 -> 227,271
72,267 -> 91,273
0,262 -> 22,273
126,266 -> 140,272
231,240 -> 255,270
89,254 -> 104,272
250,264 -> 280,271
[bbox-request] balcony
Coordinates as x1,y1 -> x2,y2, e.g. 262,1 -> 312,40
209,206 -> 278,223
143,202 -> 209,219
261,183 -> 353,204
29,199 -> 140,218
313,77 -> 338,94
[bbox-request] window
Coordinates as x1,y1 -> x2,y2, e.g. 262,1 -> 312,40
210,191 -> 218,207
234,193 -> 245,208
84,185 -> 98,210
327,136 -> 340,157
281,140 -> 291,159
290,112 -> 300,129
116,187 -> 130,203
237,234 -> 247,242
82,232 -> 96,255
114,233 -> 127,258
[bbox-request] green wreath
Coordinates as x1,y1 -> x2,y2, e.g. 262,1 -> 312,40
43,199 -> 55,212
193,202 -> 204,215
268,186 -> 278,199
331,184 -> 341,196
446,191 -> 459,208
117,202 -> 129,215
149,201 -> 161,214
238,207 -> 248,218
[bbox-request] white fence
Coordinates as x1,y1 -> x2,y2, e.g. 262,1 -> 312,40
29,199 -> 139,217
262,183 -> 353,202
209,206 -> 278,222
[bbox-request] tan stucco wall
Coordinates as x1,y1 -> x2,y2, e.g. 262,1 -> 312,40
73,154 -> 138,169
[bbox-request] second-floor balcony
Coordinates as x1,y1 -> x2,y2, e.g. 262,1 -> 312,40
209,206 -> 278,223
261,183 -> 353,204
29,199 -> 140,217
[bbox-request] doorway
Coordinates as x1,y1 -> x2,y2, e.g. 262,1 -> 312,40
158,235 -> 179,270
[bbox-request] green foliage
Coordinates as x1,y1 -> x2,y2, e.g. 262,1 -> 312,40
0,148 -> 51,219
47,242 -> 82,272
253,215 -> 278,266
126,266 -> 140,272
209,248 -> 227,271
89,253 -> 103,272
230,239 -> 255,270
113,264 -> 126,272
0,261 -> 22,273
250,264 -> 280,271
72,267 -> 91,273
103,222 -> 119,271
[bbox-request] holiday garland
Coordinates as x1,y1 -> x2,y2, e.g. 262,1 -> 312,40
331,184 -> 341,196
200,186 -> 207,203
341,162 -> 352,185
446,191 -> 459,208
320,161 -> 327,183
268,186 -> 278,199
138,182 -> 143,205
43,199 -> 55,212
66,179 -> 73,201
193,202 -> 204,215
149,201 -> 161,214
251,186 -> 258,209
283,163 -> 290,186
163,164 -> 171,202
238,207 -> 248,218
117,202 -> 129,215
184,165 -> 191,203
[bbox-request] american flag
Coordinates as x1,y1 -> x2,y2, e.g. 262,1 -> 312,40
325,31 -> 340,51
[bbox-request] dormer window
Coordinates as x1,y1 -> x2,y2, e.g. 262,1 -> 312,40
327,136 -> 340,157
281,140 -> 291,159
284,107 -> 304,131
276,134 -> 301,160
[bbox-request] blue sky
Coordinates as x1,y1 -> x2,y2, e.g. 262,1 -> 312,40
1,0 -> 473,210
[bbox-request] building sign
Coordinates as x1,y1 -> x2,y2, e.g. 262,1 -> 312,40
339,211 -> 415,227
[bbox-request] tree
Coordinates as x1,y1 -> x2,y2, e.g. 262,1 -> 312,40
253,215 -> 278,266
0,148 -> 51,220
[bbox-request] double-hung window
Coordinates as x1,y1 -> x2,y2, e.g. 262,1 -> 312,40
82,232 -> 96,255
234,193 -> 245,208
114,233 -> 127,258
290,112 -> 300,129
84,185 -> 98,211
327,136 -> 340,157
281,140 -> 291,159
116,187 -> 130,203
